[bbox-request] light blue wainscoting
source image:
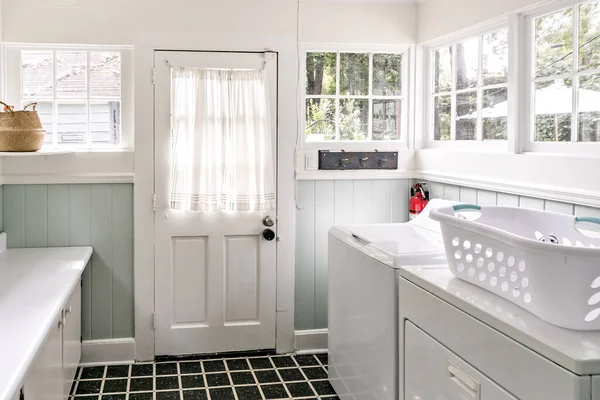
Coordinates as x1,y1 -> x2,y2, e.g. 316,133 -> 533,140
295,179 -> 410,330
2,184 -> 134,340
427,181 -> 600,217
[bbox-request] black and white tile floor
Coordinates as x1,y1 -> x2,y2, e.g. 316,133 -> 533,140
70,353 -> 338,400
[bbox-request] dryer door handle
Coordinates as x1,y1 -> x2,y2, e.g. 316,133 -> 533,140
447,361 -> 480,399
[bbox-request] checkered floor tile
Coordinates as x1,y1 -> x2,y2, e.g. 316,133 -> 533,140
70,353 -> 336,400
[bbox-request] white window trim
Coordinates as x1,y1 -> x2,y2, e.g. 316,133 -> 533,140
421,0 -> 600,157
521,0 -> 600,156
422,17 -> 510,152
2,43 -> 134,151
300,43 -> 411,151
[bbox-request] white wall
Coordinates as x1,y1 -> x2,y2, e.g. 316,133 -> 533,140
2,0 -> 135,44
300,2 -> 418,44
417,0 -> 544,43
2,0 -> 418,45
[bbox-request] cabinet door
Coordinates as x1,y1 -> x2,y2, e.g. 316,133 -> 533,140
23,318 -> 64,400
405,321 -> 517,400
63,283 -> 82,398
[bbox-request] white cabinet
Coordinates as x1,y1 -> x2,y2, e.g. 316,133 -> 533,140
22,282 -> 82,400
63,284 -> 81,397
22,319 -> 63,400
405,321 -> 517,400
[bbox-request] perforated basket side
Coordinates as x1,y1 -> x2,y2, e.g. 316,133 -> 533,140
439,221 -> 600,331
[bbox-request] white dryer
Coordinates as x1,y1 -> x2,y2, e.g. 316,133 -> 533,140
328,199 -> 455,400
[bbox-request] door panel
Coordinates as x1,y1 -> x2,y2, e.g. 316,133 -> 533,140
224,235 -> 260,323
154,51 -> 277,356
172,236 -> 208,325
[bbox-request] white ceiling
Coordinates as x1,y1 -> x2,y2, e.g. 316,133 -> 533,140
300,0 -> 426,3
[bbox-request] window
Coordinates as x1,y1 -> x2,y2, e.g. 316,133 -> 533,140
431,28 -> 509,141
4,46 -> 131,149
532,1 -> 600,143
304,50 -> 406,144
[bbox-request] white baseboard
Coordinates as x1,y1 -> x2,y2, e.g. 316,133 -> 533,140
80,338 -> 136,366
295,329 -> 328,354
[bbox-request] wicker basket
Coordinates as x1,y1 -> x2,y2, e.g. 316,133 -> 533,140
0,102 -> 46,152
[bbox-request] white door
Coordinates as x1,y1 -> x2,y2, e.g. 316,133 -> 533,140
154,51 -> 278,356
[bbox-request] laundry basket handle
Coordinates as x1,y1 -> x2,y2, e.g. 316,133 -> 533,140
452,204 -> 481,212
575,217 -> 600,225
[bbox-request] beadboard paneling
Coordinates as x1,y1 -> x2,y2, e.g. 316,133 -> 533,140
2,184 -> 134,340
427,181 -> 600,218
295,179 -> 409,330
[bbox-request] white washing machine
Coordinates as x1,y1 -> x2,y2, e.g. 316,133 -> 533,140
328,199 -> 455,400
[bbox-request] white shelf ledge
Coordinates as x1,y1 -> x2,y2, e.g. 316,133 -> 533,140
0,149 -> 74,157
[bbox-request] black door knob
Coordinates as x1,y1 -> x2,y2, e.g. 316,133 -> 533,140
262,229 -> 275,241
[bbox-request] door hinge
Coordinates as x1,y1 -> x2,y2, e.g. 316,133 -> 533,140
153,194 -> 156,212
152,312 -> 156,330
80,335 -> 83,343
152,67 -> 156,85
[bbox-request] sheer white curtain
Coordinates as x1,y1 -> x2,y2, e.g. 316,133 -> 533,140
169,67 -> 275,212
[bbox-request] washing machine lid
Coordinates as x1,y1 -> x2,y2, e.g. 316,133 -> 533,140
329,198 -> 456,269
348,224 -> 445,254
330,224 -> 448,269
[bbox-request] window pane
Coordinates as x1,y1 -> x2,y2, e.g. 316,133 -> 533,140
482,87 -> 508,140
90,101 -> 121,145
578,74 -> 600,142
339,99 -> 368,140
56,51 -> 88,98
90,52 -> 121,98
433,95 -> 451,140
57,102 -> 87,144
22,51 -> 54,98
579,1 -> 600,71
456,37 -> 479,90
306,99 -> 336,141
482,29 -> 509,85
23,101 -> 53,144
340,53 -> 369,96
433,46 -> 452,93
534,79 -> 572,141
306,52 -> 336,96
373,99 -> 401,140
535,8 -> 574,78
373,54 -> 402,96
456,91 -> 477,140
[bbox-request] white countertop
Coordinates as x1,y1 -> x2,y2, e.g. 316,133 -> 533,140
399,265 -> 600,376
0,233 -> 92,400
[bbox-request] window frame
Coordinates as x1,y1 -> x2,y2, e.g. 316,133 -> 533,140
523,0 -> 600,155
2,43 -> 134,151
423,18 -> 510,151
300,43 -> 410,150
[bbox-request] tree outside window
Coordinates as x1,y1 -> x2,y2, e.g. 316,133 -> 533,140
305,51 -> 404,142
534,0 -> 600,143
432,28 -> 509,141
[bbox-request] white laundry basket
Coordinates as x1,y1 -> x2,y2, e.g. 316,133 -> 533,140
430,204 -> 600,331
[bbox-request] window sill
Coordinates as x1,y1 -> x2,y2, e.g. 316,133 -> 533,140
0,149 -> 75,157
0,148 -> 134,157
0,149 -> 134,184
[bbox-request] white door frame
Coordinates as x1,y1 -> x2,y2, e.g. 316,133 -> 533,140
133,34 -> 297,361
153,50 -> 278,355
